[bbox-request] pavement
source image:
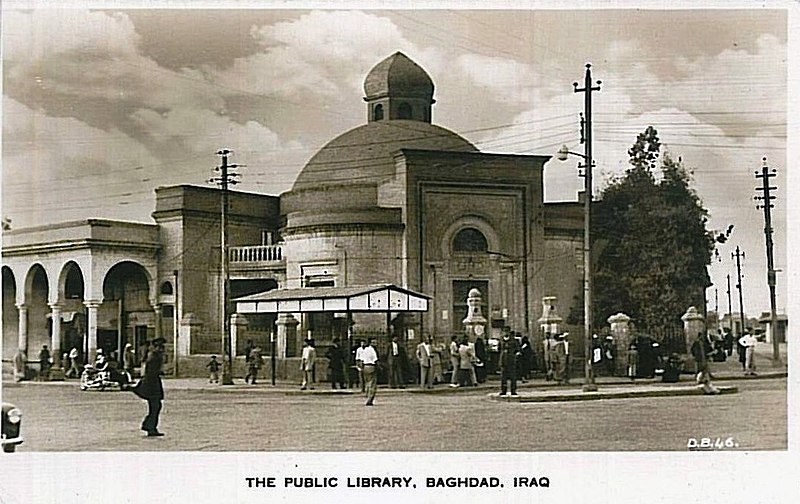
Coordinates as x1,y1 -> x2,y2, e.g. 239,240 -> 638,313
3,341 -> 786,402
3,365 -> 785,401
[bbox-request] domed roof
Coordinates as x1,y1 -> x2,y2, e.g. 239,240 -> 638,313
364,52 -> 434,100
292,120 -> 477,191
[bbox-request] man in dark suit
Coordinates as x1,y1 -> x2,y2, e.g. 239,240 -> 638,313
131,337 -> 166,437
326,337 -> 346,389
387,335 -> 405,388
498,327 -> 521,396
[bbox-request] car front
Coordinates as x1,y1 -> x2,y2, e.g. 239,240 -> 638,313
1,402 -> 23,453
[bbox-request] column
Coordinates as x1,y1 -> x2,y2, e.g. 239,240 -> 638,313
276,313 -> 298,358
16,304 -> 28,354
153,303 -> 162,340
84,300 -> 101,362
681,306 -> 705,369
230,313 -> 248,360
49,304 -> 63,370
179,313 -> 203,357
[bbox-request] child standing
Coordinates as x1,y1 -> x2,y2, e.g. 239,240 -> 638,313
627,341 -> 639,382
206,355 -> 220,384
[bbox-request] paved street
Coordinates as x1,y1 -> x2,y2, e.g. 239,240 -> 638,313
2,377 -> 786,451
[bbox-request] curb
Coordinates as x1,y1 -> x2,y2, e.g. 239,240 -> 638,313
488,384 -> 738,403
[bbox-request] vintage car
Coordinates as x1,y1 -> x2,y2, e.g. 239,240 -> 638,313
1,402 -> 23,453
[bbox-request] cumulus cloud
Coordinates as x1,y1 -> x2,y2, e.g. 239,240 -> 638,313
2,96 -> 162,226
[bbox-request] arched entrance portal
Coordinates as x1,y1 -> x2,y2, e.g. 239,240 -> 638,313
2,266 -> 19,360
25,265 -> 50,357
58,261 -> 86,363
102,262 -> 152,365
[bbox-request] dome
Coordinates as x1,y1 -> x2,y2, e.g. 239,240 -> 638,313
364,52 -> 434,100
292,120 -> 477,191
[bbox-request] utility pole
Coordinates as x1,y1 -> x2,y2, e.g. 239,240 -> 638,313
726,274 -> 733,335
755,156 -> 781,365
210,149 -> 240,385
732,246 -> 746,338
573,63 -> 601,393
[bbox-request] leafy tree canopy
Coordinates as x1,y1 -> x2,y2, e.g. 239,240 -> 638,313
578,126 -> 714,330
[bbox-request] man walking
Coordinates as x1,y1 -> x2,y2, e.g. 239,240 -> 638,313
361,338 -> 379,406
355,340 -> 366,392
247,346 -> 263,385
498,327 -> 520,396
416,335 -> 434,389
67,347 -> 81,378
738,331 -> 758,376
131,337 -> 166,437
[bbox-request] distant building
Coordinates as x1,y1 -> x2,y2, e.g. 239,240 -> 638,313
757,312 -> 788,343
2,52 -> 585,375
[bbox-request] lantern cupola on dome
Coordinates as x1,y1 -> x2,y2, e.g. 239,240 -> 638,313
363,52 -> 435,123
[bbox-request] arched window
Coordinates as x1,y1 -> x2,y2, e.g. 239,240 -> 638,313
398,102 -> 412,119
160,281 -> 173,295
373,104 -> 384,121
453,228 -> 488,253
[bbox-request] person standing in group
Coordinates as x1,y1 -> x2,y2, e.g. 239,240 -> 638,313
498,327 -> 520,396
206,355 -> 221,384
38,345 -> 52,380
361,338 -> 379,406
474,336 -> 487,384
387,335 -> 405,388
602,336 -> 616,376
67,347 -> 81,378
562,332 -> 571,384
724,329 -> 734,357
552,333 -> 568,384
457,336 -> 475,387
326,337 -> 346,389
131,337 -> 166,437
738,331 -> 758,376
626,341 -> 639,382
542,333 -> 554,381
431,338 -> 445,385
519,336 -> 535,382
448,335 -> 460,387
354,340 -> 366,392
123,343 -> 136,376
416,335 -> 434,389
13,348 -> 27,382
300,339 -> 316,390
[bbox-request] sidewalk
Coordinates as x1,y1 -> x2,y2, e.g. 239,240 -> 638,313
3,365 -> 784,402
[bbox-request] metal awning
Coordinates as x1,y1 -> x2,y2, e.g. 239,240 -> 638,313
233,283 -> 430,314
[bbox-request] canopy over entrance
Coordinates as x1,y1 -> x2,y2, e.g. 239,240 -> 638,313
233,284 -> 430,314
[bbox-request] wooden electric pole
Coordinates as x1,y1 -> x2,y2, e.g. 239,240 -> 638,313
755,157 -> 781,365
210,149 -> 240,385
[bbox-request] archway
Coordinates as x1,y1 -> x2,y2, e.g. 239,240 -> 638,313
58,261 -> 86,362
24,264 -> 50,357
2,266 -> 19,360
102,261 -> 152,364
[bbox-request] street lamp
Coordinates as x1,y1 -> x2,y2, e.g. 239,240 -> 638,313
557,63 -> 601,393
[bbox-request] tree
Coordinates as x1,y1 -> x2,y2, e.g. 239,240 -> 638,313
590,126 -> 714,330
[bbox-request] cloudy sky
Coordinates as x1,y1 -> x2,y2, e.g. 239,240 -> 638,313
1,2 -> 791,317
